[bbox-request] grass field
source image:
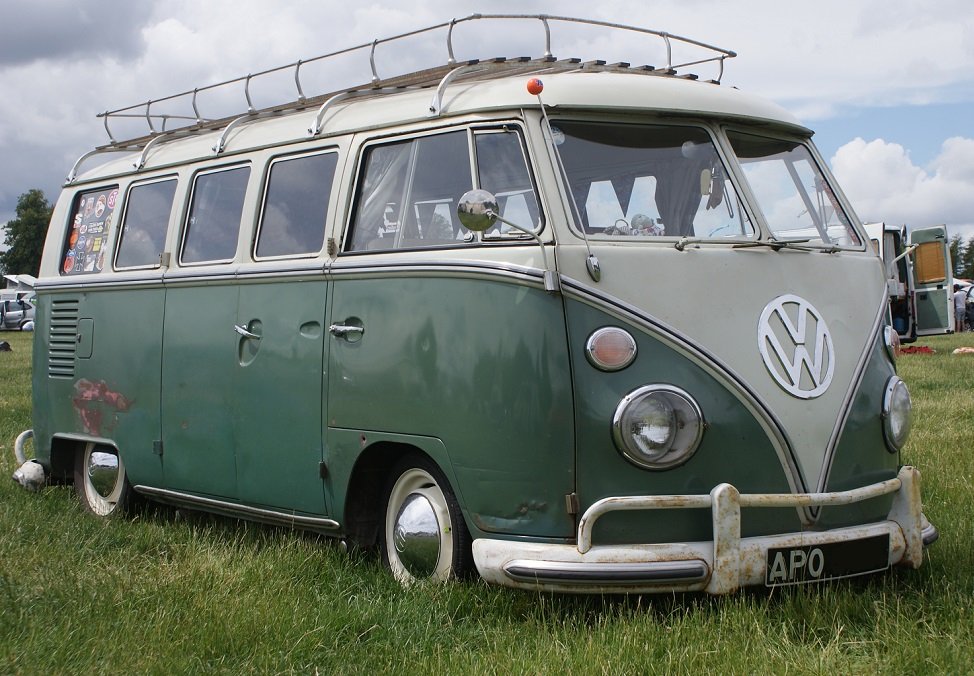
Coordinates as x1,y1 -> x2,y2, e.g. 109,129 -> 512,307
1,329 -> 973,674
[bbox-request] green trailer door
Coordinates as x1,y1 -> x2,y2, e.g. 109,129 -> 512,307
910,225 -> 953,336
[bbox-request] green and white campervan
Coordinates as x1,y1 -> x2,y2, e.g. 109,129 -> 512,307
14,15 -> 937,594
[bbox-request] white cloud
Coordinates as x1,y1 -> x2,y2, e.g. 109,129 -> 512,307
831,136 -> 974,240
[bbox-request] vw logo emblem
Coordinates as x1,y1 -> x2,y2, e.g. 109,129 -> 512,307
758,294 -> 835,399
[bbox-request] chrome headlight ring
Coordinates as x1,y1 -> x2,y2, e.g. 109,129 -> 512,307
611,384 -> 705,470
882,376 -> 912,453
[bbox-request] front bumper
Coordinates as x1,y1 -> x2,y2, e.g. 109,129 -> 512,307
473,466 -> 937,594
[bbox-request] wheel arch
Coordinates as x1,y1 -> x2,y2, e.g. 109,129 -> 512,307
340,435 -> 464,549
49,436 -> 85,483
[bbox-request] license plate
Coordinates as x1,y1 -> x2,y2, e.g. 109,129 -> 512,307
765,534 -> 890,586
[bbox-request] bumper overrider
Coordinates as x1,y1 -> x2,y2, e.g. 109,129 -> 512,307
473,466 -> 938,594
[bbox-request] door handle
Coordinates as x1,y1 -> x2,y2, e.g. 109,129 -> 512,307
234,324 -> 261,339
329,324 -> 365,338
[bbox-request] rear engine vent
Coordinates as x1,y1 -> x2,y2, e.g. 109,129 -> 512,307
48,299 -> 80,378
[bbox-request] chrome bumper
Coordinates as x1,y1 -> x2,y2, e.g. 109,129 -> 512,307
473,466 -> 936,594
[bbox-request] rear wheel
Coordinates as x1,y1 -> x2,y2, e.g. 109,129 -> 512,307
381,455 -> 472,584
73,443 -> 134,516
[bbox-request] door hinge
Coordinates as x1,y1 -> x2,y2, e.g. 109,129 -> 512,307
152,440 -> 163,456
319,461 -> 329,479
565,492 -> 579,515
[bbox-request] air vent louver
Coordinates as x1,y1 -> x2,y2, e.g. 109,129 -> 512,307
48,299 -> 79,378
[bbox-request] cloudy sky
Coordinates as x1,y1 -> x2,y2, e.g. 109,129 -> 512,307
1,0 -> 972,248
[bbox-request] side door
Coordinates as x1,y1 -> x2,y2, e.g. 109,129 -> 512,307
161,163 -> 251,497
232,149 -> 340,514
326,126 -> 574,539
910,225 -> 954,335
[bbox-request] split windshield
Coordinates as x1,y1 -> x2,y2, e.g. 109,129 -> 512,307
552,121 -> 861,248
553,121 -> 753,240
727,131 -> 860,247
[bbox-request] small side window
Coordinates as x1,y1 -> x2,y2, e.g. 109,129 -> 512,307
256,151 -> 338,258
115,178 -> 177,269
61,186 -> 119,275
474,130 -> 542,234
181,165 -> 250,265
346,131 -> 473,252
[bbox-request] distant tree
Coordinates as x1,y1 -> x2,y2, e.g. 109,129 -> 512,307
0,189 -> 52,276
949,234 -> 964,276
961,236 -> 974,280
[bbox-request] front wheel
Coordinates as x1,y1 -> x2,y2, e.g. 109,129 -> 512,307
381,455 -> 472,585
74,443 -> 134,516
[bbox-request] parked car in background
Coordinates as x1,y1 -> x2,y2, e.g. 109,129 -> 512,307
0,299 -> 35,330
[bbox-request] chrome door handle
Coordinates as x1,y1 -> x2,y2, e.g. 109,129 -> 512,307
329,324 -> 364,338
234,324 -> 261,339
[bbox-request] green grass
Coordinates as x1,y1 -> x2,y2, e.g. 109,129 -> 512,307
2,330 -> 974,673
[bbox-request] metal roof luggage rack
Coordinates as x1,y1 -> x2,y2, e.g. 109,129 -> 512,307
68,14 -> 735,183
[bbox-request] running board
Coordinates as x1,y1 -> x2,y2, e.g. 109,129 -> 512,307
134,485 -> 341,533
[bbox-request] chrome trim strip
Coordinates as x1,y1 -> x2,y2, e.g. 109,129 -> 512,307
560,276 -> 804,496
503,559 -> 710,586
328,260 -> 546,284
33,259 -> 545,291
134,485 -> 341,531
816,283 -> 890,496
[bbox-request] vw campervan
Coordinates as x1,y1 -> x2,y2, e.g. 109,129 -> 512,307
15,15 -> 936,594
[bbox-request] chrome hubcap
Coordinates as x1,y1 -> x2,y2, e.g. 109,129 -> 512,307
393,493 -> 441,579
87,450 -> 119,499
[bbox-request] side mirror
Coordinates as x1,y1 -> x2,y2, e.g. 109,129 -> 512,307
456,189 -> 499,232
457,189 -> 560,293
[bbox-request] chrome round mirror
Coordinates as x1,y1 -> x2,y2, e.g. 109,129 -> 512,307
457,189 -> 499,232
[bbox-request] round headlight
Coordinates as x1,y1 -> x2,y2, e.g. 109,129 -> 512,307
612,385 -> 704,470
882,376 -> 911,452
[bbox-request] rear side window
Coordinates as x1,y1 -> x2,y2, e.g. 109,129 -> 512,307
61,185 -> 118,275
255,151 -> 338,258
181,165 -> 250,264
115,178 -> 177,269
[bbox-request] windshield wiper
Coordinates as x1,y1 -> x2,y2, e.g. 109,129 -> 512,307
732,237 -> 839,253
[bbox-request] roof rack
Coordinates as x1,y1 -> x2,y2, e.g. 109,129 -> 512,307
69,15 -> 735,183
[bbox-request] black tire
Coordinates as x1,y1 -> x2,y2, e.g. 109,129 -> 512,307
380,454 -> 472,584
73,443 -> 135,516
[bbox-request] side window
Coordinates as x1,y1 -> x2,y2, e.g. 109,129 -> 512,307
181,165 -> 250,264
61,185 -> 119,275
346,131 -> 473,251
256,151 -> 338,258
115,178 -> 177,269
474,130 -> 542,234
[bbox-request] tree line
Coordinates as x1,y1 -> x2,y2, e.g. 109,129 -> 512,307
3,187 -> 974,279
0,189 -> 52,276
949,234 -> 974,281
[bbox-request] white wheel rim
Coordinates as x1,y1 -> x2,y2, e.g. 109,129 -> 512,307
385,468 -> 454,584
